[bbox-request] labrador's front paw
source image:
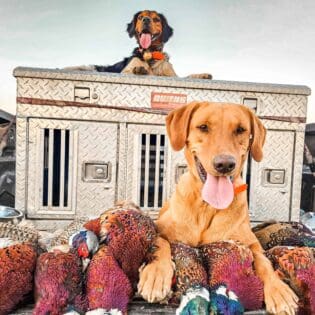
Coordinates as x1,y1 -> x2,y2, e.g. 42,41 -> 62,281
264,278 -> 298,315
138,259 -> 174,303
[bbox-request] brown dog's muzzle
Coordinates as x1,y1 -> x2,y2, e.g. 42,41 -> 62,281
142,17 -> 151,29
213,155 -> 236,174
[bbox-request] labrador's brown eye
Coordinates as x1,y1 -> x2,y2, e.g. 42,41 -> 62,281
197,124 -> 209,133
138,15 -> 143,20
235,126 -> 246,135
153,17 -> 160,22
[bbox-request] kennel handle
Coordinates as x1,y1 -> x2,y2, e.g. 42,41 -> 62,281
82,162 -> 111,182
175,164 -> 188,183
74,86 -> 90,101
242,97 -> 258,111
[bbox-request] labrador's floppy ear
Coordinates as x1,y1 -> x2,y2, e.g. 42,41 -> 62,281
166,102 -> 201,151
246,108 -> 266,162
127,11 -> 141,38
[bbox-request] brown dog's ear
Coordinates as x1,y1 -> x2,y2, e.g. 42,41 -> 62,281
166,102 -> 201,151
159,13 -> 173,43
127,11 -> 141,38
247,108 -> 266,162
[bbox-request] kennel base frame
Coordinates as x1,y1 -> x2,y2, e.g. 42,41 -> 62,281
14,67 -> 310,229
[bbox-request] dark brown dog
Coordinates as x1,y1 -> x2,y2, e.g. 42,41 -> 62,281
66,10 -> 211,79
138,102 -> 298,315
120,10 -> 211,78
121,10 -> 176,76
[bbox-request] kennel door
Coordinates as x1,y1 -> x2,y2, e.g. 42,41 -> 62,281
249,130 -> 295,221
75,121 -> 118,217
126,124 -> 167,218
27,119 -> 117,219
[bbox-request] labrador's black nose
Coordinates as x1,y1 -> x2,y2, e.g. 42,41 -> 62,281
213,155 -> 236,174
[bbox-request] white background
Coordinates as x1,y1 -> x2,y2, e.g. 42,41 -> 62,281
0,0 -> 314,122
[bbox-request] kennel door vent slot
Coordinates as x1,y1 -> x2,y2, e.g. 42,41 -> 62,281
139,133 -> 165,209
42,128 -> 72,209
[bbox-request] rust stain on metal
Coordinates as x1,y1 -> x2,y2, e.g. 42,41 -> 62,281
17,97 -> 169,115
259,115 -> 306,123
17,97 -> 306,123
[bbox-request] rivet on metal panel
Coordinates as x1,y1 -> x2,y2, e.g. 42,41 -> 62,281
92,92 -> 98,100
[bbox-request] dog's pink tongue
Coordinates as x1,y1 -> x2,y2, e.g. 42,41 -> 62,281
140,33 -> 152,49
202,174 -> 234,209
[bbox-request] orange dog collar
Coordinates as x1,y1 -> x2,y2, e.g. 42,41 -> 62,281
234,184 -> 248,195
143,51 -> 165,61
151,51 -> 165,60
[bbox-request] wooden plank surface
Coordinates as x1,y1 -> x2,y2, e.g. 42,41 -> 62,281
11,301 -> 267,315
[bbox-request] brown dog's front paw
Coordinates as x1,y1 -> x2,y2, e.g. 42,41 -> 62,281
187,73 -> 213,80
264,278 -> 298,315
138,259 -> 174,303
133,66 -> 149,75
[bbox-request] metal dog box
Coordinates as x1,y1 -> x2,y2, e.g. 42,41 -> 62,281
13,67 -> 310,230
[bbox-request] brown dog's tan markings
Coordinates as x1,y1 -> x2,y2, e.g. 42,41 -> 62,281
122,10 -> 176,76
64,10 -> 212,78
138,102 -> 298,315
123,10 -> 212,79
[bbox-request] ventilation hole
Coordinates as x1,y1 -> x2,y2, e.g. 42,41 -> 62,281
42,128 -> 49,206
42,128 -> 71,208
52,129 -> 61,206
139,133 -> 166,208
64,130 -> 70,207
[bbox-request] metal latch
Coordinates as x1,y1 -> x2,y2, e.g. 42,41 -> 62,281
175,164 -> 188,183
263,169 -> 286,185
82,162 -> 111,182
242,97 -> 258,111
74,86 -> 90,101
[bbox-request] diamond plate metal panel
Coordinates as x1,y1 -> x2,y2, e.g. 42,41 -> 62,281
17,103 -> 305,132
117,122 -> 127,201
167,148 -> 187,198
291,131 -> 305,221
15,68 -> 309,224
16,104 -> 305,222
16,77 -> 307,119
17,78 -> 73,101
17,104 -> 165,125
27,119 -> 78,218
250,130 -> 295,221
26,119 -> 118,218
126,124 -> 167,212
15,117 -> 27,212
261,119 -> 305,132
15,66 -> 309,120
76,122 -> 118,217
14,67 -> 311,96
